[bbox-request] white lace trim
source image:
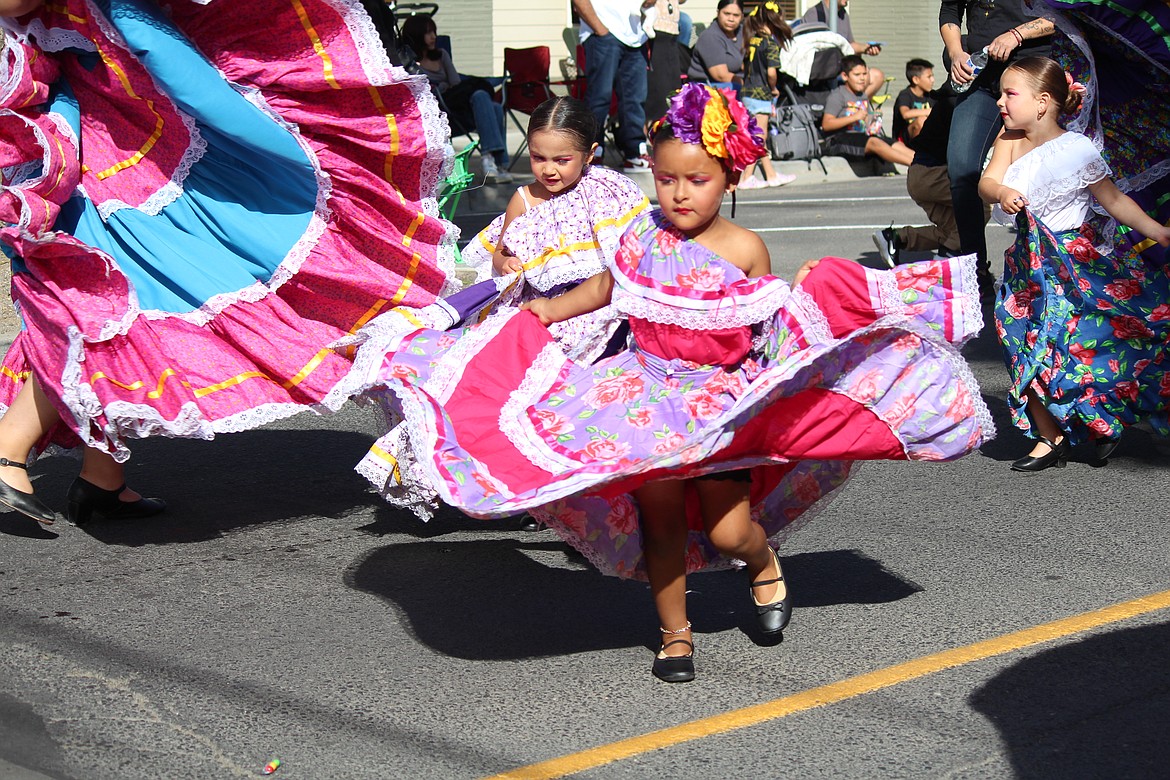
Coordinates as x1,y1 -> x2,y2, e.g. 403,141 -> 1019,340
549,304 -> 624,363
0,32 -> 27,106
611,274 -> 794,330
0,112 -> 57,232
784,285 -> 834,345
3,18 -> 95,53
355,422 -> 441,521
497,342 -> 580,474
422,307 -> 519,404
525,260 -> 610,293
332,305 -> 458,400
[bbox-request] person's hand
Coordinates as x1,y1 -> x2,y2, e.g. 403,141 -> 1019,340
999,187 -> 1028,214
771,86 -> 780,98
987,31 -> 1019,61
949,49 -> 973,85
863,43 -> 881,56
1152,225 -> 1170,248
493,251 -> 523,275
520,297 -> 555,325
793,258 -> 821,286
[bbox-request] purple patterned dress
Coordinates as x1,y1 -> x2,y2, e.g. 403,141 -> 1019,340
356,210 -> 993,578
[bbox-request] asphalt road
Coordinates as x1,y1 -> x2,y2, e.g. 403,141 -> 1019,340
3,173 -> 1170,780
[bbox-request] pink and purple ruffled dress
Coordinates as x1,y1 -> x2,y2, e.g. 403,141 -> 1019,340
357,210 -> 993,579
0,0 -> 454,460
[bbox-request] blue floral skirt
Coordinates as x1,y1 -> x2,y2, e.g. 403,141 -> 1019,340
995,210 -> 1170,444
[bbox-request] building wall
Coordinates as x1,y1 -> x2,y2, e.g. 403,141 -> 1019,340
845,0 -> 946,97
442,0 -> 944,93
430,0 -> 496,77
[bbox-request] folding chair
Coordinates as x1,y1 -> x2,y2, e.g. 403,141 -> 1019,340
501,46 -> 555,169
437,140 -> 479,264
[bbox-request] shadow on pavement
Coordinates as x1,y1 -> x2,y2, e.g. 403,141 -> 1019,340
346,542 -> 919,660
970,620 -> 1170,779
5,428 -> 382,544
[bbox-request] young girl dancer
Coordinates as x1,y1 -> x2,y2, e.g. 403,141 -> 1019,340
980,56 -> 1170,471
355,83 -> 992,682
737,1 -> 796,189
348,98 -> 647,505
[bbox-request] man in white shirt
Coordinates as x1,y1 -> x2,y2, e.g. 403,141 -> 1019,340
573,0 -> 655,169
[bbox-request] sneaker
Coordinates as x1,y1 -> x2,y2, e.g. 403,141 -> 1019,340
766,172 -> 797,187
622,141 -> 652,172
482,155 -> 513,184
872,226 -> 900,268
738,176 -> 770,190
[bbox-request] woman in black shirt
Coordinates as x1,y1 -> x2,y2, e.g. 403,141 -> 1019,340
938,0 -> 1052,298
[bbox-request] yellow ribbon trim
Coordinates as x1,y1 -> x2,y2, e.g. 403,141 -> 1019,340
366,85 -> 400,185
91,47 -> 166,181
0,366 -> 31,383
88,345 -> 335,402
291,0 -> 341,90
1132,219 -> 1169,253
280,348 -> 331,389
367,443 -> 403,483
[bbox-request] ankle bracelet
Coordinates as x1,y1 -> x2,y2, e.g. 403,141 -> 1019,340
660,621 -> 692,635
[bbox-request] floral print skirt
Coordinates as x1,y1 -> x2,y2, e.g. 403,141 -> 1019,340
995,210 -> 1170,444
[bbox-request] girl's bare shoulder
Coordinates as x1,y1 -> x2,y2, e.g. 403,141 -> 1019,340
711,220 -> 768,272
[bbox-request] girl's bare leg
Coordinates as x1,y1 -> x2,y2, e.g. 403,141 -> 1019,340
1024,389 -> 1065,457
697,477 -> 784,604
0,375 -> 59,493
633,480 -> 692,657
78,448 -> 142,501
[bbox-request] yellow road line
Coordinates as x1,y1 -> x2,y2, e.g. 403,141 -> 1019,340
487,588 -> 1170,779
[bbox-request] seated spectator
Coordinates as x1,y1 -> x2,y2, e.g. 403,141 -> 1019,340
821,55 -> 914,167
872,88 -> 990,266
401,15 -> 512,183
892,58 -> 937,142
687,0 -> 746,92
801,0 -> 884,95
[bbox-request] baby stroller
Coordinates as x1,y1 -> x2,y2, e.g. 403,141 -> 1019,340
768,22 -> 852,173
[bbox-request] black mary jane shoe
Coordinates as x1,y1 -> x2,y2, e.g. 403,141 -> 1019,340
1010,435 -> 1070,472
66,478 -> 167,525
750,546 -> 791,637
652,638 -> 695,683
518,513 -> 547,532
0,457 -> 56,526
1093,435 -> 1121,463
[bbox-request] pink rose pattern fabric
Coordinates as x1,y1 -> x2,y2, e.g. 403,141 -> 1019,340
995,209 -> 1170,444
360,210 -> 992,579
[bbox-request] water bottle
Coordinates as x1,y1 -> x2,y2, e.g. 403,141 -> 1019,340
952,47 -> 989,94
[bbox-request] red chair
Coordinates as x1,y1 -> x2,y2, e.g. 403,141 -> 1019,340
501,46 -> 555,168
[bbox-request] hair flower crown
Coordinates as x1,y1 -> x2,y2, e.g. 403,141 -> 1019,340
650,83 -> 766,173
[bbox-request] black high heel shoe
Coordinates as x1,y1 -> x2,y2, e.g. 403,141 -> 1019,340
66,478 -> 166,525
1010,435 -> 1070,472
0,457 -> 56,525
1093,434 -> 1121,463
750,547 -> 791,637
652,623 -> 695,683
